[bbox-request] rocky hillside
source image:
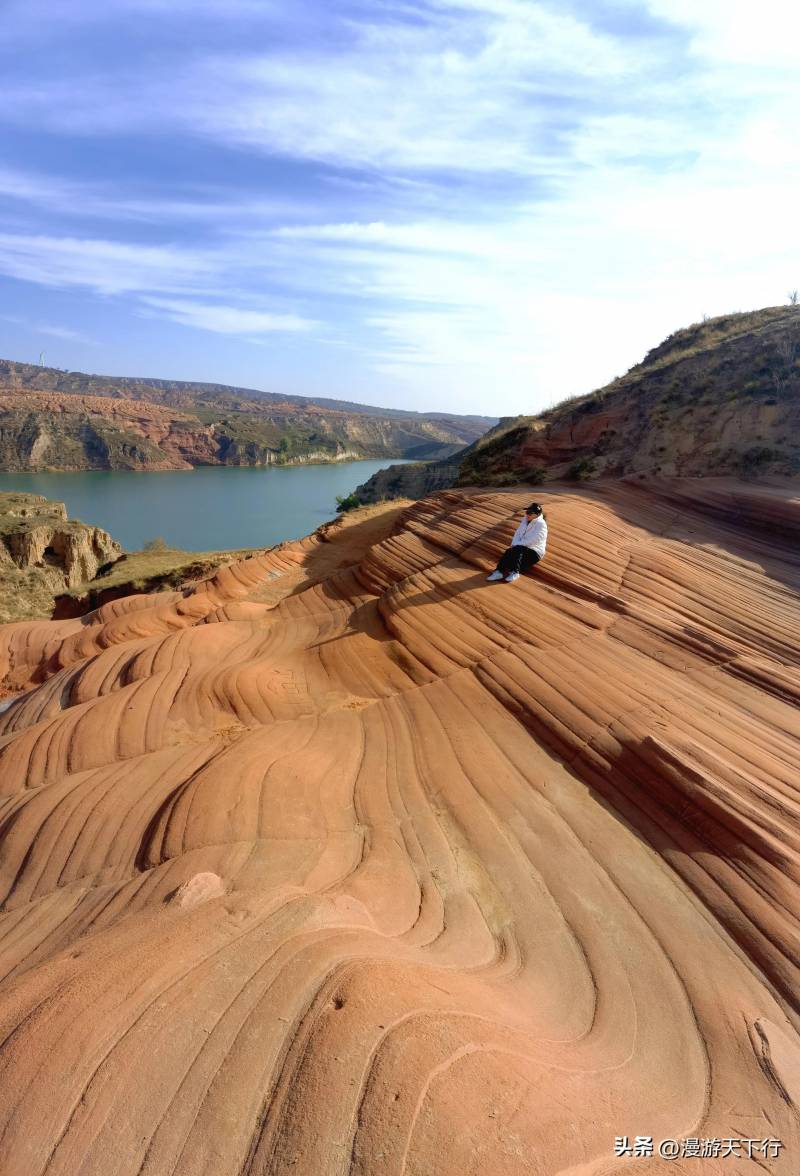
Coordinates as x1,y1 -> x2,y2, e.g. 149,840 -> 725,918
461,305 -> 800,485
0,360 -> 493,471
353,306 -> 800,503
0,492 -> 121,622
0,481 -> 797,1172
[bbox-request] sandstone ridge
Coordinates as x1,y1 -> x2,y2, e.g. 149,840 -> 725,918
0,479 -> 797,1172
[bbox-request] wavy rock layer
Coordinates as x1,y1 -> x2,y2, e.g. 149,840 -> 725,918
0,480 -> 798,1175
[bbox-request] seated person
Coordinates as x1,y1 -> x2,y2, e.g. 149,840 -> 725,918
486,502 -> 547,583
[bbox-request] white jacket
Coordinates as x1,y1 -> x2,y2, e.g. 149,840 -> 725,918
511,514 -> 547,557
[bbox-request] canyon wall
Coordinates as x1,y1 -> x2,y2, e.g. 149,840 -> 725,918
0,376 -> 492,473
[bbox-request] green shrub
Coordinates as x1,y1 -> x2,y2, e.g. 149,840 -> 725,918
335,493 -> 359,513
567,457 -> 597,481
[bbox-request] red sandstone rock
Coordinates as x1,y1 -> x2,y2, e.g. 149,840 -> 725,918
0,481 -> 797,1174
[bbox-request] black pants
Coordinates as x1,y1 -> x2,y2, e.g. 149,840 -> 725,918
496,545 -> 541,576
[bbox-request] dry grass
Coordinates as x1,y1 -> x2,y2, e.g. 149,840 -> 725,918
68,545 -> 265,598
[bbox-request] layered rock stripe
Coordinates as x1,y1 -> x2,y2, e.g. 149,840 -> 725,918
0,480 -> 798,1174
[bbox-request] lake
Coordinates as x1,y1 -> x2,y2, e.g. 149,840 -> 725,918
0,460 -> 411,552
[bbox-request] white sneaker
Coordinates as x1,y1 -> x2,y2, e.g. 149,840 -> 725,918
486,570 -> 504,581
504,572 -> 521,583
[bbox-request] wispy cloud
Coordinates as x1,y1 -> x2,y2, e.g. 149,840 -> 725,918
0,313 -> 95,345
648,0 -> 798,67
0,167 -> 310,226
184,5 -> 639,174
141,298 -> 314,335
0,2 -> 643,169
0,233 -> 214,295
38,324 -> 95,343
0,233 -> 314,345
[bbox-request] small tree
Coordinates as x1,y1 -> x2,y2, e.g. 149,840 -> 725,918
789,290 -> 798,305
567,457 -> 596,481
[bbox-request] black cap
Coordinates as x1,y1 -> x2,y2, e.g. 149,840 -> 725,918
526,503 -> 542,514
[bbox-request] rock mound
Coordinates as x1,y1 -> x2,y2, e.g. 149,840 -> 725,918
0,492 -> 122,623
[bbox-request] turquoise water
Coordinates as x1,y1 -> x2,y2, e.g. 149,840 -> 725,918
0,461 -> 411,552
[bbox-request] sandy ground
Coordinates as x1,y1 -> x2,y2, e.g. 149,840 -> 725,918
0,479 -> 798,1175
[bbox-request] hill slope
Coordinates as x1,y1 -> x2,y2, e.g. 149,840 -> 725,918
460,305 -> 800,484
352,306 -> 800,504
0,481 -> 797,1172
0,361 -> 493,471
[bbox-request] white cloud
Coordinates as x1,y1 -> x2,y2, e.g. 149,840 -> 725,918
0,166 -> 308,225
645,0 -> 799,67
0,3 -> 642,173
185,4 -> 638,174
0,313 -> 95,345
38,324 -> 95,343
0,233 -> 213,295
0,230 -> 314,349
272,220 -> 524,260
142,298 -> 314,335
261,136 -> 800,410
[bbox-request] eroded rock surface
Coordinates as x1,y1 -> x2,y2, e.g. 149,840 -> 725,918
0,493 -> 122,623
0,480 -> 798,1174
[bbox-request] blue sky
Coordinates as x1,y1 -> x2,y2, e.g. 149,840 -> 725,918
0,0 -> 797,414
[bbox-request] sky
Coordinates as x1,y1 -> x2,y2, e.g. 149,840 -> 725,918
0,0 -> 798,416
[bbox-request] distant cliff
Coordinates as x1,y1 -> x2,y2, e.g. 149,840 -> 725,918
0,359 -> 493,431
0,361 -> 494,472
